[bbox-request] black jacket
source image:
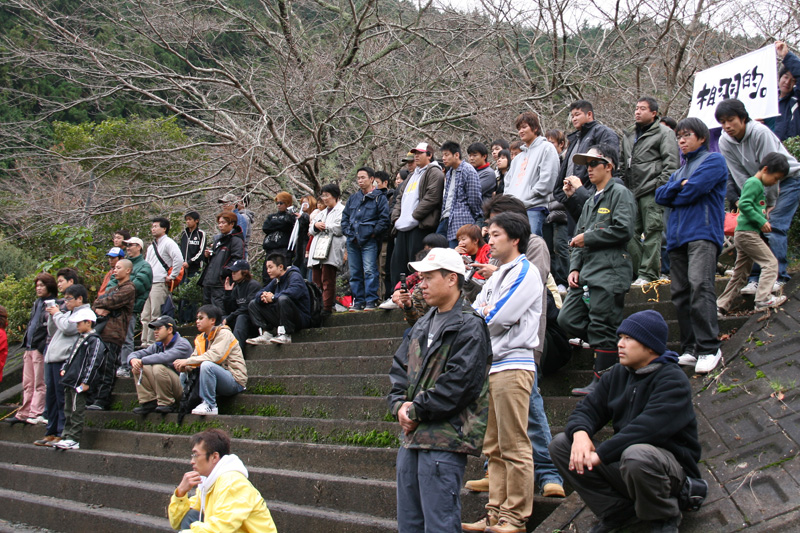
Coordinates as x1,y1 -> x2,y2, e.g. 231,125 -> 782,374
23,297 -> 49,353
201,229 -> 244,288
564,358 -> 701,479
61,333 -> 108,389
262,211 -> 296,253
180,228 -> 206,277
223,279 -> 262,324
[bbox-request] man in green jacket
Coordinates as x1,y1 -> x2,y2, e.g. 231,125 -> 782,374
558,145 -> 636,396
387,247 -> 491,533
105,237 -> 153,379
620,97 -> 680,285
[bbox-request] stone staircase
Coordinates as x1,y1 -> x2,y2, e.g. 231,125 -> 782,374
0,279 -> 749,532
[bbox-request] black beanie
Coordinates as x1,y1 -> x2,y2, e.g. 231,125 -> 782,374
616,310 -> 668,355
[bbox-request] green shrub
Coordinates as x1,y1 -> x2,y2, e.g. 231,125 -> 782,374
0,241 -> 39,279
0,274 -> 36,343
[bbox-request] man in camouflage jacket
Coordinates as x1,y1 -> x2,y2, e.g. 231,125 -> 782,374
387,247 -> 492,533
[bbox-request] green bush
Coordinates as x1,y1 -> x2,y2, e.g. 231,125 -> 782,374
0,240 -> 39,279
0,274 -> 36,343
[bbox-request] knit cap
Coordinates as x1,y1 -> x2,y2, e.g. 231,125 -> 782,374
616,310 -> 668,355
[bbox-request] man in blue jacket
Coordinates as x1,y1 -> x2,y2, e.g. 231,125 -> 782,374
128,315 -> 193,414
246,252 -> 311,345
342,166 -> 390,310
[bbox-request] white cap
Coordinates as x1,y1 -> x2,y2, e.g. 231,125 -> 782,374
69,307 -> 97,324
409,142 -> 430,154
408,248 -> 466,276
122,237 -> 144,248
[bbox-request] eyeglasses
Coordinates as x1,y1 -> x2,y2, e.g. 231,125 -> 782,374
586,160 -> 606,168
190,452 -> 210,460
676,133 -> 695,140
276,201 -> 285,205
63,296 -> 75,302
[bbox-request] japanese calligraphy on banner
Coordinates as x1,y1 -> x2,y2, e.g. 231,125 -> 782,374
688,46 -> 779,128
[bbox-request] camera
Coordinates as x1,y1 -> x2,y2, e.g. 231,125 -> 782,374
399,273 -> 407,292
286,206 -> 297,215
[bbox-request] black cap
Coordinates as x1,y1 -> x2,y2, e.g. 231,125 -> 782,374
148,316 -> 176,330
229,260 -> 251,272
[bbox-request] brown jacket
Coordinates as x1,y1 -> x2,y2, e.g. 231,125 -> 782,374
93,279 -> 135,347
390,164 -> 445,232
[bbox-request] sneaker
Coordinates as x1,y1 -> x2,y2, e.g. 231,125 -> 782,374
486,518 -> 526,533
155,404 -> 176,414
116,367 -> 132,378
26,416 -> 47,425
717,307 -> 727,319
132,401 -> 157,415
34,435 -> 59,447
677,353 -> 697,366
191,402 -> 218,416
462,515 -> 498,532
740,281 -> 758,295
755,294 -> 787,310
270,334 -> 292,345
631,277 -> 651,287
364,302 -> 378,311
695,349 -> 723,374
650,514 -> 681,533
542,482 -> 566,497
557,284 -> 568,296
659,274 -> 670,281
349,303 -> 366,312
569,338 -> 590,349
464,471 -> 489,492
246,331 -> 274,345
85,404 -> 104,411
53,439 -> 80,450
572,374 -> 600,396
773,280 -> 786,293
379,298 -> 399,310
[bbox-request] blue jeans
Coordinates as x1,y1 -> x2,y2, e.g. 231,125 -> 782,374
44,362 -> 65,437
187,361 -> 245,409
527,208 -> 547,237
527,371 -> 563,488
180,509 -> 200,529
435,218 -> 459,248
749,175 -> 799,283
347,239 -> 380,306
396,447 -> 467,533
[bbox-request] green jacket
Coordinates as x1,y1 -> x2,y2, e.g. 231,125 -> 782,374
736,176 -> 768,232
620,120 -> 680,199
570,179 -> 636,294
387,298 -> 491,456
107,254 -> 153,314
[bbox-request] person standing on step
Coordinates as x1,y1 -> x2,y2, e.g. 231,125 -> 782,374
342,166 -> 390,311
462,213 -> 541,533
179,211 -> 206,281
388,247 -> 492,533
201,212 -> 245,310
308,184 -> 346,316
549,310 -> 703,533
557,145 -> 636,397
141,217 -> 184,348
438,141 -> 484,250
246,252 -> 311,346
655,118 -> 727,374
53,308 -> 107,450
128,315 -> 193,415
169,429 -> 277,532
173,305 -> 247,416
619,97 -> 680,287
97,246 -> 125,297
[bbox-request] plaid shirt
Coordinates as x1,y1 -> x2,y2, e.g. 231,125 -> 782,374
442,161 -> 483,240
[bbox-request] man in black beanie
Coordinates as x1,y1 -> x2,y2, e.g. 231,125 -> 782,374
549,310 -> 702,533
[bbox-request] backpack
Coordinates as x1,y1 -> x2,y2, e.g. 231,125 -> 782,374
305,280 -> 324,328
177,368 -> 202,425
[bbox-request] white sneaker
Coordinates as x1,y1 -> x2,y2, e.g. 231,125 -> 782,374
116,367 -> 131,378
53,439 -> 79,450
773,280 -> 786,293
26,416 -> 47,425
191,402 -> 218,416
557,284 -> 568,296
755,294 -> 787,310
246,331 -> 274,345
379,298 -> 400,310
677,353 -> 697,366
270,334 -> 292,345
695,349 -> 723,374
631,277 -> 651,287
740,281 -> 758,295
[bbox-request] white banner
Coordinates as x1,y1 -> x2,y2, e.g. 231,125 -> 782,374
688,45 -> 779,128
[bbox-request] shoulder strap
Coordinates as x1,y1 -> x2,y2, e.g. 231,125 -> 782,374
151,240 -> 169,271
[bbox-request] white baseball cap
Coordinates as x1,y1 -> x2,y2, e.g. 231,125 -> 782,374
69,307 -> 97,324
408,248 -> 466,276
122,237 -> 144,248
409,142 -> 430,154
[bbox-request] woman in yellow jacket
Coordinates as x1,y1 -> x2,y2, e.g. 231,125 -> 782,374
169,428 -> 277,532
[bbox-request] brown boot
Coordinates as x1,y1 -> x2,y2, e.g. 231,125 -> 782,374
462,515 -> 497,532
486,518 -> 526,533
464,471 -> 489,492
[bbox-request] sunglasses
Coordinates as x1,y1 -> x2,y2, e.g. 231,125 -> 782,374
586,160 -> 607,168
276,201 -> 285,205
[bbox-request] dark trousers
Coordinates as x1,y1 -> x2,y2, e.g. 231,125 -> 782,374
44,362 -> 65,437
248,294 -> 305,335
229,313 -> 258,345
312,264 -> 337,312
396,447 -> 467,533
391,228 -> 427,287
549,433 -> 685,522
557,287 -> 625,351
543,221 -> 569,287
62,387 -> 87,443
203,285 -> 226,311
88,343 -> 118,409
668,240 -> 720,356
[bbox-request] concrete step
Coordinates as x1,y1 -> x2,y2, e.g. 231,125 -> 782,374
244,337 -> 402,360
247,355 -> 392,376
293,322 -> 407,343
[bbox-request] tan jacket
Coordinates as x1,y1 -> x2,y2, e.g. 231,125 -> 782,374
186,326 -> 247,388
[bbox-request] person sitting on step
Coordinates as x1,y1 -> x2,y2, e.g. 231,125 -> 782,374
128,315 -> 193,415
172,305 -> 247,416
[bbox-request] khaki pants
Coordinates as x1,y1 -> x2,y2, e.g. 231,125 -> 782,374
717,231 -> 779,311
484,369 -> 535,528
134,364 -> 182,406
141,282 -> 169,345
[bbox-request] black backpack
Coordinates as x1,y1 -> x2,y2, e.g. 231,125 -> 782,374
177,368 -> 202,425
305,280 -> 324,328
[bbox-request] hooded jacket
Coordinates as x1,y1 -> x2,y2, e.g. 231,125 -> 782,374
619,120 -> 680,199
126,331 -> 193,368
775,51 -> 800,142
565,354 -> 702,479
223,278 -> 262,326
387,298 -> 492,456
92,279 -> 135,347
655,146 -> 728,253
168,454 -> 277,533
185,325 -> 247,388
60,332 -> 108,390
503,136 -> 560,209
342,187 -> 391,246
45,303 -> 91,364
107,254 -> 153,315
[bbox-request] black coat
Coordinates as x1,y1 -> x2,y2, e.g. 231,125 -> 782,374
564,359 -> 701,478
201,229 -> 244,288
262,211 -> 296,253
223,279 -> 262,325
61,333 -> 107,389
